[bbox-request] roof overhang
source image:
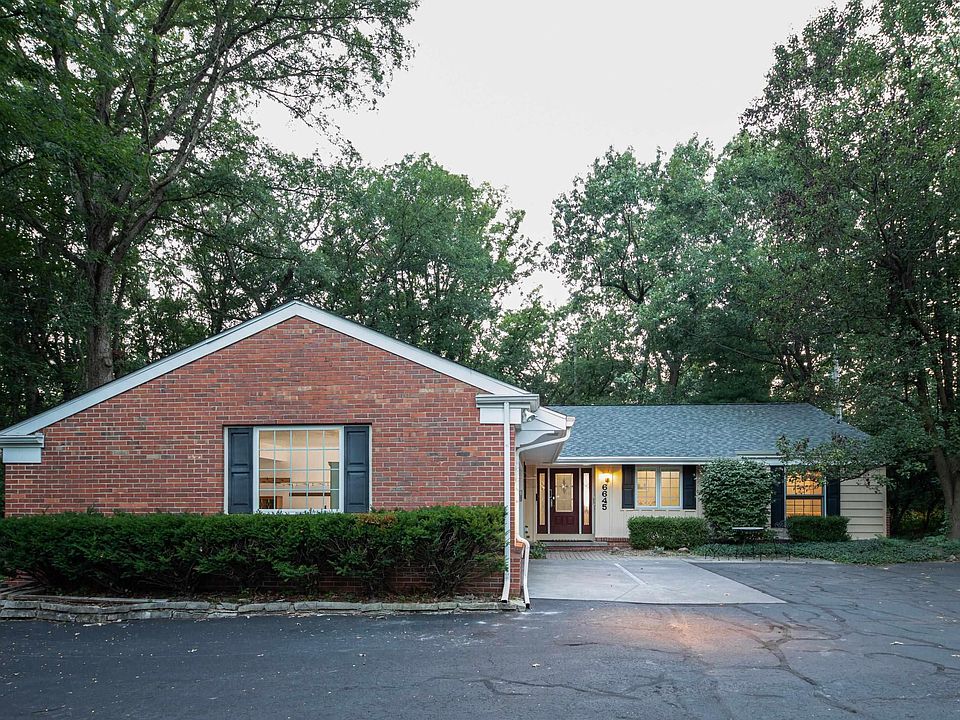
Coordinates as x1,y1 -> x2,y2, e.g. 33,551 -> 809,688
475,394 -> 541,425
555,453 -> 783,466
0,434 -> 44,464
516,407 -> 575,465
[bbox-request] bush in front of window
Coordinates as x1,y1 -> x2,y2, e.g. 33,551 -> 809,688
627,516 -> 711,549
0,506 -> 505,599
698,459 -> 776,541
786,515 -> 850,542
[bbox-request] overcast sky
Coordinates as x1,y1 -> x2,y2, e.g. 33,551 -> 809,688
254,0 -> 833,304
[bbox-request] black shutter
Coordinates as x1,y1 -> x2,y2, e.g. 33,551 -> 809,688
621,464 -> 635,510
770,466 -> 786,528
343,425 -> 370,513
825,476 -> 841,516
682,465 -> 697,510
227,427 -> 253,514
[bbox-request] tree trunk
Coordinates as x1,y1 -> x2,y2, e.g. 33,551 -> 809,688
666,356 -> 682,400
932,447 -> 960,539
84,261 -> 117,390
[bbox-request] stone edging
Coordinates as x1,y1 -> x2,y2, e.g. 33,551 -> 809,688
0,596 -> 525,623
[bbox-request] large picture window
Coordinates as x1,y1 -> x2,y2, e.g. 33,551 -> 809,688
256,427 -> 342,512
786,472 -> 824,517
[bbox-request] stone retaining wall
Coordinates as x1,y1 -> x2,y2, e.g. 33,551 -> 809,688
0,596 -> 523,623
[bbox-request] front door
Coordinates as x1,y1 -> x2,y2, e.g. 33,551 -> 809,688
549,468 -> 580,534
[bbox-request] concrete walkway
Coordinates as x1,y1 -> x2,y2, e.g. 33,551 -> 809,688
528,555 -> 784,604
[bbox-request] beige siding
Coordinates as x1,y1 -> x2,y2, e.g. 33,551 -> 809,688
592,464 -> 700,540
841,468 -> 888,539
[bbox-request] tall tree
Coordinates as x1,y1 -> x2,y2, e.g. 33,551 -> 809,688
0,0 -> 416,389
551,139 -> 760,402
744,0 -> 960,535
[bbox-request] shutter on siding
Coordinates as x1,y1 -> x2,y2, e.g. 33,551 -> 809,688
227,427 -> 253,514
343,425 -> 370,513
825,476 -> 841,516
682,465 -> 697,510
770,466 -> 786,528
621,464 -> 636,509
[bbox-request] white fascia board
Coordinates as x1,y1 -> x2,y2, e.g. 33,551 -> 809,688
533,405 -> 574,430
0,301 -> 531,437
556,454 -> 786,466
0,433 -> 45,464
476,394 -> 541,425
556,456 -> 723,465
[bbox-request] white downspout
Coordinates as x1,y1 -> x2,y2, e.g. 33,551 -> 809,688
514,425 -> 573,609
500,402 -> 512,603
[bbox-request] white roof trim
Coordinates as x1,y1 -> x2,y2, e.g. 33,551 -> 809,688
555,455 -> 782,464
0,433 -> 44,448
0,301 -> 530,437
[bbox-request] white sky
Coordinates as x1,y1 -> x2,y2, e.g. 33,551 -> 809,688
254,0 -> 834,305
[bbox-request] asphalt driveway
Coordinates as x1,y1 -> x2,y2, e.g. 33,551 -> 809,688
2,562 -> 959,720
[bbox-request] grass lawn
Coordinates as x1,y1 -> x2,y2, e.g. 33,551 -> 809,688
693,537 -> 960,564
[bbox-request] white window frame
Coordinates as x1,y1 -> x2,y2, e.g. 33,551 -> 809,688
253,425 -> 345,514
635,465 -> 682,510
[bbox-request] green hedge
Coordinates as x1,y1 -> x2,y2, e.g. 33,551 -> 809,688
0,507 -> 505,598
628,516 -> 711,549
787,515 -> 850,542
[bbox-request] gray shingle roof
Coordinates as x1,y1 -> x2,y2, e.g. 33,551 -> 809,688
548,403 -> 868,460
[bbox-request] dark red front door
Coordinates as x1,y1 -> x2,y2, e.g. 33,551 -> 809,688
549,468 -> 580,534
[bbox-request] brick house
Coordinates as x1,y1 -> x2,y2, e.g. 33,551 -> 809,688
0,302 -> 884,603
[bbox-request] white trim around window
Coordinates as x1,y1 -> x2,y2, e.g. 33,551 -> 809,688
253,425 -> 345,514
635,466 -> 682,510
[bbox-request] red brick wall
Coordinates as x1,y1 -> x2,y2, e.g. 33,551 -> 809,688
5,317 -> 522,595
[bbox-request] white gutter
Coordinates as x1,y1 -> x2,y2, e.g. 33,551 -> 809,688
513,424 -> 574,608
500,401 -> 512,603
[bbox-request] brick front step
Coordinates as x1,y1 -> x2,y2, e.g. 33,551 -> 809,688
542,541 -> 611,552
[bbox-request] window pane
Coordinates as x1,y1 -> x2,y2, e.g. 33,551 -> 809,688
582,472 -> 591,526
660,469 -> 681,507
637,469 -> 656,506
787,472 -> 823,497
290,430 -> 309,449
329,462 -> 340,511
787,498 -> 823,517
555,473 -> 574,512
538,474 -> 546,525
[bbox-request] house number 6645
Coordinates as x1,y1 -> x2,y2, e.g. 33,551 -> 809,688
601,483 -> 608,511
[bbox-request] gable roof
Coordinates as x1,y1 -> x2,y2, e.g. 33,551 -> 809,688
0,301 -> 529,438
550,403 -> 868,462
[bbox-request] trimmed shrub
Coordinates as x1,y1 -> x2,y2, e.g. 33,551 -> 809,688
627,516 -> 710,549
698,459 -> 775,541
396,505 -> 505,596
0,506 -> 505,598
787,515 -> 850,542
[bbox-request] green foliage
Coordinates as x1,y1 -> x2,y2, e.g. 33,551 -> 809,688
528,541 -> 547,560
0,507 -> 505,598
698,459 -> 775,540
695,538 -> 960,565
394,505 -> 505,596
627,516 -> 711,549
786,516 -> 850,543
1,0 -> 417,389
